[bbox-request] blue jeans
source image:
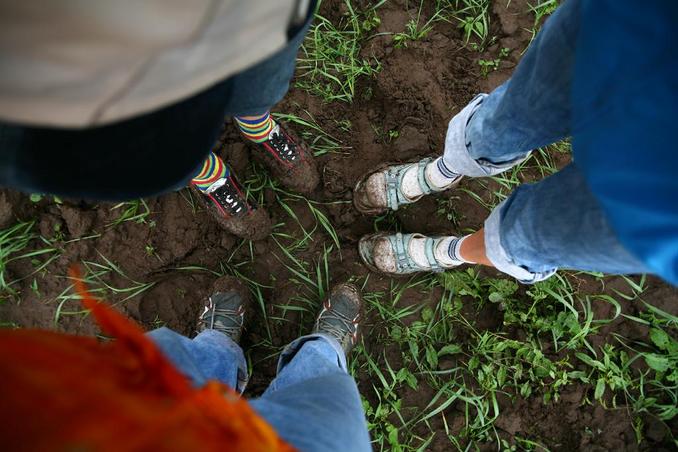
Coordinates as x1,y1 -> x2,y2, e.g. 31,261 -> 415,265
148,328 -> 371,452
442,0 -> 648,283
0,4 -> 313,201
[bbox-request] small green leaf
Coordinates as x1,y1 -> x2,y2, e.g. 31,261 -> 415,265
594,378 -> 606,400
497,366 -> 507,387
387,425 -> 399,446
644,353 -> 670,372
438,344 -> 462,357
390,326 -> 402,341
649,328 -> 670,350
426,345 -> 438,368
576,352 -> 605,371
409,341 -> 419,359
421,307 -> 434,322
489,292 -> 503,303
405,372 -> 418,390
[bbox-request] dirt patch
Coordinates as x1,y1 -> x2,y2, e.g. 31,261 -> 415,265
1,0 -> 676,450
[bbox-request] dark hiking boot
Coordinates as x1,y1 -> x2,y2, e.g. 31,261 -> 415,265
197,276 -> 250,343
313,283 -> 363,354
197,171 -> 271,241
247,122 -> 320,194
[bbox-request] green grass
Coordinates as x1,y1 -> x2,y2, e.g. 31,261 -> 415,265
274,110 -> 351,156
452,140 -> 570,215
436,0 -> 492,49
349,267 -> 678,449
108,199 -> 153,227
393,1 -> 443,48
296,1 -> 382,102
0,221 -> 59,298
526,0 -> 559,48
53,252 -> 156,327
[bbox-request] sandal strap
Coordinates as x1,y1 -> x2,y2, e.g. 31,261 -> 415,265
386,233 -> 446,273
384,168 -> 409,211
424,237 -> 442,272
384,157 -> 435,211
388,233 -> 418,272
417,158 -> 435,196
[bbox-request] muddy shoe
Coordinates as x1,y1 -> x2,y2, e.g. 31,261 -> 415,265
353,157 -> 462,215
197,276 -> 250,343
248,122 -> 320,194
313,283 -> 363,354
359,232 -> 463,276
197,173 -> 271,241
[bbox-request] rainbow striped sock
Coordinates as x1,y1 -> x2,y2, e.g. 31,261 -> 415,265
234,111 -> 276,143
191,152 -> 229,191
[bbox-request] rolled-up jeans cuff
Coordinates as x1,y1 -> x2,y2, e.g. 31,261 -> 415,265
484,200 -> 556,284
276,333 -> 348,375
443,94 -> 529,177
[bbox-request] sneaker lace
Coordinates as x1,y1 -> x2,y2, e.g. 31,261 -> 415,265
207,178 -> 247,215
267,125 -> 298,163
317,308 -> 356,348
199,305 -> 242,337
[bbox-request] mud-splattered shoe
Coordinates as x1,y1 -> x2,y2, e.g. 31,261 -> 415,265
313,283 -> 363,354
197,276 -> 250,343
353,157 -> 462,215
197,172 -> 271,241
358,232 -> 463,276
248,122 -> 320,194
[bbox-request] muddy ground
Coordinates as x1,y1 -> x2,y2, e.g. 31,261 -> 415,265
1,0 -> 676,450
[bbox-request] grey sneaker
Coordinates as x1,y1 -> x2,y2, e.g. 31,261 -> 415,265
197,276 -> 250,343
313,283 -> 363,353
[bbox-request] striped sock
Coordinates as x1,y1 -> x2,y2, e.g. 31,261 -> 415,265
234,111 -> 276,143
191,152 -> 229,191
445,235 -> 475,263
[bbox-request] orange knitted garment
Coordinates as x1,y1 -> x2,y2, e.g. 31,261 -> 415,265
0,269 -> 294,452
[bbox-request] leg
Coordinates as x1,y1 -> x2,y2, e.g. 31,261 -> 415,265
250,335 -> 370,451
147,275 -> 252,391
221,2 -> 314,118
359,164 -> 649,282
189,152 -> 271,240
265,333 -> 348,394
481,162 -> 649,282
222,4 -> 319,194
442,0 -> 581,177
190,152 -> 229,191
352,0 -> 582,215
362,161 -> 653,283
147,327 -> 248,392
250,284 -> 371,451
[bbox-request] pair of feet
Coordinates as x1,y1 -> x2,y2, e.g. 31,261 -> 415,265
354,157 -> 473,276
198,121 -> 319,240
198,277 -> 362,355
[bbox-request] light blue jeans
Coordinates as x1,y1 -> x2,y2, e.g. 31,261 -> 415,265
148,328 -> 371,452
442,0 -> 648,283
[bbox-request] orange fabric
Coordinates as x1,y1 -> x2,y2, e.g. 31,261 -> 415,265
0,268 -> 294,452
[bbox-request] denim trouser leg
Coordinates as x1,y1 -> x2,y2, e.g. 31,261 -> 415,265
442,0 -> 647,281
252,334 -> 371,451
485,164 -> 649,280
147,327 -> 248,392
221,1 -> 315,117
148,328 -> 371,451
264,333 -> 348,392
443,0 -> 580,176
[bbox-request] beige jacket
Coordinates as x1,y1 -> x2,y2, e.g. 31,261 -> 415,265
0,0 -> 308,128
